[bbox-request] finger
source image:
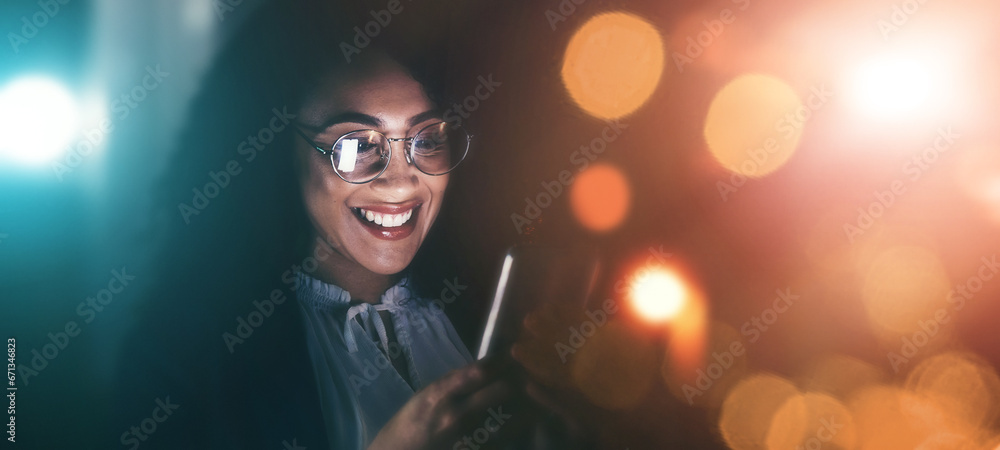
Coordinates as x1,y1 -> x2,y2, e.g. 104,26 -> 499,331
524,381 -> 576,419
426,363 -> 490,405
523,382 -> 589,438
433,378 -> 517,434
510,342 -> 546,378
436,381 -> 538,447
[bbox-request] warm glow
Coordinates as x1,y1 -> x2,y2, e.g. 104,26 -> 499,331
570,320 -> 657,410
861,246 -> 951,336
569,164 -> 631,232
848,55 -> 936,120
561,12 -> 664,119
957,145 -> 1000,224
849,386 -> 927,450
629,267 -> 687,322
663,321 -> 747,409
904,352 -> 1000,433
797,354 -> 886,400
719,374 -> 800,450
703,73 -> 804,177
766,392 -> 857,450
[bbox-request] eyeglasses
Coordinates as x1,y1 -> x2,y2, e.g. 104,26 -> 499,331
293,121 -> 471,184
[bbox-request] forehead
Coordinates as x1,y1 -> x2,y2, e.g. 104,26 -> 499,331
297,56 -> 434,127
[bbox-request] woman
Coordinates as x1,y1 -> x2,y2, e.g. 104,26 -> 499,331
116,1 -> 561,448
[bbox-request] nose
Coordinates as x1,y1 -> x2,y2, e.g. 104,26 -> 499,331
370,139 -> 419,196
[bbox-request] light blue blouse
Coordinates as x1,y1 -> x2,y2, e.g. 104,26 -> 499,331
295,271 -> 474,449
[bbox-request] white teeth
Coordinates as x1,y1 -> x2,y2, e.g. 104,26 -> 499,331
357,207 -> 416,228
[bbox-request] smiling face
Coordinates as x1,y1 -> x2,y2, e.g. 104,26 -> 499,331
294,55 -> 449,277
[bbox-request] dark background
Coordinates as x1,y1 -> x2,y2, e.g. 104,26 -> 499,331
2,0 -> 999,448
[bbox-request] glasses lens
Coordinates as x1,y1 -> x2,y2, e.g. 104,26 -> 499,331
332,130 -> 389,182
411,122 -> 469,175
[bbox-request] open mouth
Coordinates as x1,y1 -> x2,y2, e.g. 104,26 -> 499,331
350,204 -> 421,241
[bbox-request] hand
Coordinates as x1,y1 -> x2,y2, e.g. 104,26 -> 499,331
510,304 -> 597,450
368,362 -> 527,450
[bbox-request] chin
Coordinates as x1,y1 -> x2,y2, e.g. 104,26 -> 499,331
357,248 -> 418,276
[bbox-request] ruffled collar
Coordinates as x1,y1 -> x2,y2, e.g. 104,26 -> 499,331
295,271 -> 417,353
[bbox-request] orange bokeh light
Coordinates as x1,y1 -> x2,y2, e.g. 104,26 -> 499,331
625,261 -> 708,376
561,12 -> 664,119
719,374 -> 801,450
570,164 -> 631,232
629,267 -> 687,322
703,73 -> 804,177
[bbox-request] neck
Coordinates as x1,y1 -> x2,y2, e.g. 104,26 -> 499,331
308,238 -> 402,304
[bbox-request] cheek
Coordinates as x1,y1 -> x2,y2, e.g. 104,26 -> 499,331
423,174 -> 450,221
430,174 -> 450,196
301,155 -> 351,230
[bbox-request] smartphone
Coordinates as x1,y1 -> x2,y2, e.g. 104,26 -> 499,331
476,245 -> 601,360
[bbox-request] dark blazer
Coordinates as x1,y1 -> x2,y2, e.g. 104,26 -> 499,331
116,291 -> 333,450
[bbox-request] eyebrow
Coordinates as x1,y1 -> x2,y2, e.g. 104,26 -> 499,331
316,110 -> 441,131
